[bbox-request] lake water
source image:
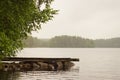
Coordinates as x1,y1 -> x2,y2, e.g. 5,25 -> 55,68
1,48 -> 120,80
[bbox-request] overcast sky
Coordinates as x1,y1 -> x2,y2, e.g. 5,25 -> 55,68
32,0 -> 120,39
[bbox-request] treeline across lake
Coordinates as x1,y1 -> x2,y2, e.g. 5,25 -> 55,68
94,38 -> 120,48
23,35 -> 94,48
23,35 -> 120,48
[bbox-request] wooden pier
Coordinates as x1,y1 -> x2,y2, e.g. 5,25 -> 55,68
2,57 -> 79,62
1,57 -> 79,71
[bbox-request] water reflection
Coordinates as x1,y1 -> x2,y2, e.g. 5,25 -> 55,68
0,71 -> 19,80
0,68 -> 79,80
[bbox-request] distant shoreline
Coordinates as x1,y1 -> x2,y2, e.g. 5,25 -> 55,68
23,35 -> 120,48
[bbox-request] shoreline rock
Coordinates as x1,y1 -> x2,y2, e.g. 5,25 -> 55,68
0,61 -> 74,71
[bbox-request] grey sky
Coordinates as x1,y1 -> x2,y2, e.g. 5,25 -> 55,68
32,0 -> 120,39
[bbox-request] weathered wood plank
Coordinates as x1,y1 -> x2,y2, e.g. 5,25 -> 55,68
2,57 -> 79,62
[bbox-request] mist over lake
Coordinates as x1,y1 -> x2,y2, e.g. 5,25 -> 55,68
10,48 -> 119,80
1,0 -> 120,80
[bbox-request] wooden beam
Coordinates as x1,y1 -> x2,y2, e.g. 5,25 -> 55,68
2,57 -> 79,62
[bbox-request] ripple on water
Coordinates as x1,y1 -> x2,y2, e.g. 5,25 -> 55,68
16,68 -> 79,80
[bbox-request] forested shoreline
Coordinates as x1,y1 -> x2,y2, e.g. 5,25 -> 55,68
94,38 -> 120,48
23,35 -> 120,48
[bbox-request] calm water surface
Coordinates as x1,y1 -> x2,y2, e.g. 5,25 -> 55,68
1,48 -> 120,80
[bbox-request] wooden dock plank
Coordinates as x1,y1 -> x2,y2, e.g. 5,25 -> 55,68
2,57 -> 79,62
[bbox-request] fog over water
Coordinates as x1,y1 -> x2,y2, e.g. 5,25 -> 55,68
16,48 -> 120,80
1,48 -> 120,80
